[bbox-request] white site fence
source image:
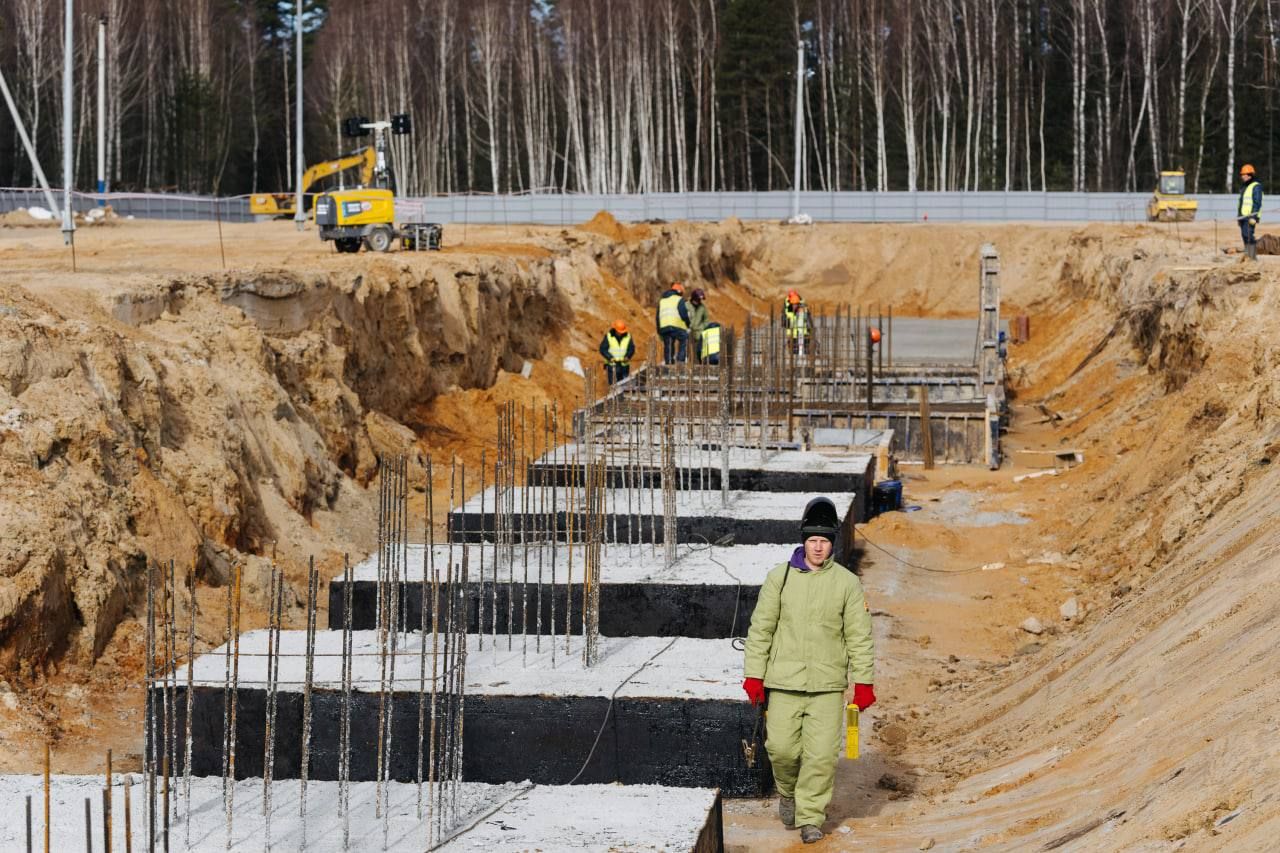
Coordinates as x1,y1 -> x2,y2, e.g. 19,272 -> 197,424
0,186 -> 1249,226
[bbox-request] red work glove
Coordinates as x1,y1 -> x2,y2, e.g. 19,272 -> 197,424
742,677 -> 766,706
852,684 -> 876,711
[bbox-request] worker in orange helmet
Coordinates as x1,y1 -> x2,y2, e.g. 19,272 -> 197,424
656,282 -> 691,364
782,290 -> 804,322
1238,164 -> 1263,261
599,319 -> 635,384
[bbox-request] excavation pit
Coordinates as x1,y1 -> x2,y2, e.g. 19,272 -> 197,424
167,632 -> 769,797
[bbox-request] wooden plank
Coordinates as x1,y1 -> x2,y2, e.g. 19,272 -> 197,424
919,385 -> 935,470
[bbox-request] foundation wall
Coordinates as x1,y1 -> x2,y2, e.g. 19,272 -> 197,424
328,579 -> 763,637
164,686 -> 771,798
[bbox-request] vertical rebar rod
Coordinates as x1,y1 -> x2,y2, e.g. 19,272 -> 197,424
477,450 -> 486,651
520,405 -> 529,665
225,564 -> 241,852
339,555 -> 353,851
44,742 -> 50,853
299,561 -> 318,838
416,457 -> 433,821
124,780 -> 133,853
145,561 -> 156,853
161,753 -> 169,853
182,567 -> 194,847
105,750 -> 112,853
84,797 -> 92,853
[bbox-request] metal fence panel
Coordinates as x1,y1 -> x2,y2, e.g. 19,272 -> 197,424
0,186 -> 1252,226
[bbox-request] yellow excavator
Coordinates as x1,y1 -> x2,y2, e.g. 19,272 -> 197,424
1147,170 -> 1198,222
248,146 -> 376,218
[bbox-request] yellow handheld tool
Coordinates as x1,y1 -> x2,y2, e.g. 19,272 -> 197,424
845,704 -> 860,759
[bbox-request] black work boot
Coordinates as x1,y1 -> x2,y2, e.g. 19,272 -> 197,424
800,824 -> 825,843
778,796 -> 796,828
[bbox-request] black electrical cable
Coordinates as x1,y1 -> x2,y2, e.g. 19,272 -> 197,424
685,533 -> 744,641
566,637 -> 679,785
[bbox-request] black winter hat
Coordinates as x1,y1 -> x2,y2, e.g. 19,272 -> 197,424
800,496 -> 839,543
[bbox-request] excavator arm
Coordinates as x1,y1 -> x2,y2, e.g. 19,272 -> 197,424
249,146 -> 376,217
300,146 -> 376,194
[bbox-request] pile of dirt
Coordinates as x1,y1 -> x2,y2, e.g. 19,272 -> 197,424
576,210 -> 651,243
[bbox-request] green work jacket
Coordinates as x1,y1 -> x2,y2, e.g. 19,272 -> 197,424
688,302 -> 709,334
744,558 -> 874,691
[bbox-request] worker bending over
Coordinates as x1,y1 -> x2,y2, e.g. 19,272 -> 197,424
699,321 -> 722,365
743,497 -> 876,844
688,288 -> 709,356
1239,164 -> 1263,261
599,320 -> 635,385
656,282 -> 691,364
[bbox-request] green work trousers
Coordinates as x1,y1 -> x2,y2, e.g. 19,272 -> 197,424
765,688 -> 845,828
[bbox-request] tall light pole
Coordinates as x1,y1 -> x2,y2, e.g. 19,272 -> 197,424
293,0 -> 305,230
790,40 -> 805,223
61,0 -> 75,243
97,16 -> 107,205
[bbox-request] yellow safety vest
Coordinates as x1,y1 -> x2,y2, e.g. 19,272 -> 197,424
658,294 -> 688,331
607,332 -> 632,364
786,310 -> 810,339
1240,180 -> 1261,217
700,325 -> 721,359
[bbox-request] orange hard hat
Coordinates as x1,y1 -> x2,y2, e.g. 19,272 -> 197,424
1241,163 -> 1256,176
670,282 -> 685,294
869,327 -> 882,344
787,292 -> 801,305
612,319 -> 628,334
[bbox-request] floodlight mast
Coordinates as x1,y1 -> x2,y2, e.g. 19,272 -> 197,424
293,0 -> 305,231
61,0 -> 75,244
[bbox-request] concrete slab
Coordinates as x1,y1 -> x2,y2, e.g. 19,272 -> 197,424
170,633 -> 769,795
329,543 -> 804,637
0,775 -> 723,852
448,487 -> 858,549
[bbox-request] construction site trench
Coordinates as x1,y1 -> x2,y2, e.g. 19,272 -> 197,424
1,215 -> 1278,850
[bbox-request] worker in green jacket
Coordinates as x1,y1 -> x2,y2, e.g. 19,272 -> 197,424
688,288 -> 709,357
742,496 -> 876,844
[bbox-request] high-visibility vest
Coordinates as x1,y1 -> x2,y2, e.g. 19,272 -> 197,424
606,332 -> 632,364
658,294 -> 688,331
1240,180 -> 1262,217
700,325 -> 721,359
787,310 -> 810,339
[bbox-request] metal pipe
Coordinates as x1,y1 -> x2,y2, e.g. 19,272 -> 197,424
61,0 -> 75,243
292,0 -> 305,230
97,17 -> 106,201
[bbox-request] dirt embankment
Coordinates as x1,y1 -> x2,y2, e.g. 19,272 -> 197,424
0,212 -> 757,763
875,229 -> 1280,849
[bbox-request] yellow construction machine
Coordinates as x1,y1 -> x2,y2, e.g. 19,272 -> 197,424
314,115 -> 442,253
248,146 -> 376,218
1147,170 -> 1198,222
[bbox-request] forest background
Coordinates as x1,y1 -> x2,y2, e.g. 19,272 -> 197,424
0,0 -> 1273,197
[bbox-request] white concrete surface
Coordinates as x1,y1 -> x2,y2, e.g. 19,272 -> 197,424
346,542 -> 792,586
177,632 -> 744,701
0,774 -> 717,852
454,486 -> 855,520
535,443 -> 875,475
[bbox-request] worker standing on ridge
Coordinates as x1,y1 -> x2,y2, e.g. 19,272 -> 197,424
656,282 -> 691,364
688,288 -> 709,357
699,321 -> 722,365
1239,164 -> 1263,261
783,290 -> 805,327
788,302 -> 812,355
599,320 -> 635,385
742,497 -> 876,845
